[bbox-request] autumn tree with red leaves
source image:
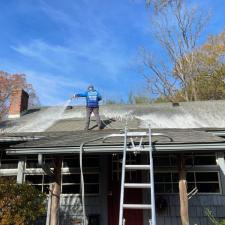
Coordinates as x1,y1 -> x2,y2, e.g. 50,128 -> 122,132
0,71 -> 39,120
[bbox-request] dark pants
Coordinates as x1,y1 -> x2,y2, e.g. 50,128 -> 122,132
85,107 -> 101,130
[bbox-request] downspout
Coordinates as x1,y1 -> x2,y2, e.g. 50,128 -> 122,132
79,137 -> 105,225
38,154 -> 54,225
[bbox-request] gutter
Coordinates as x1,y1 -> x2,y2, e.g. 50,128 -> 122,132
208,131 -> 225,137
6,142 -> 225,155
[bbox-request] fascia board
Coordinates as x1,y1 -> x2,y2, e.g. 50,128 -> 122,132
6,142 -> 225,155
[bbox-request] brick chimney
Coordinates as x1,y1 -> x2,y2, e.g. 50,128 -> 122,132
8,89 -> 29,118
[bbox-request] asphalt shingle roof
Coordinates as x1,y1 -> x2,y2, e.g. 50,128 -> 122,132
6,129 -> 225,149
1,101 -> 225,151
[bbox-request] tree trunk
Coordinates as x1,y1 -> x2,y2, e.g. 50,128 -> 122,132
178,154 -> 189,225
191,79 -> 197,101
50,156 -> 62,225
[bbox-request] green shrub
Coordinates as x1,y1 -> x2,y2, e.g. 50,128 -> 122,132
0,177 -> 46,225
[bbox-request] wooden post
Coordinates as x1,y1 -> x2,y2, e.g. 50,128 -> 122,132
50,156 -> 62,225
178,154 -> 189,225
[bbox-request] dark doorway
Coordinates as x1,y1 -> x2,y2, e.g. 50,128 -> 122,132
108,154 -> 143,225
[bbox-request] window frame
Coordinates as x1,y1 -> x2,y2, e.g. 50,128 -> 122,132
24,155 -> 101,196
154,171 -> 222,195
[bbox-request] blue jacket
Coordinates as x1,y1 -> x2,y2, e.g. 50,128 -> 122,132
76,90 -> 102,107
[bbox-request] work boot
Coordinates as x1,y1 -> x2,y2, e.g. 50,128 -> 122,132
98,125 -> 103,130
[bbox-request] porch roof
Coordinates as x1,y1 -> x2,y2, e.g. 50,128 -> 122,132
3,128 -> 225,155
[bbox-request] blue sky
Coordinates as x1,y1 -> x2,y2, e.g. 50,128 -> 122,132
0,0 -> 224,105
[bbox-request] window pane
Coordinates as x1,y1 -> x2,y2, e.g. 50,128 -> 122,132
195,172 -> 218,182
43,185 -> 50,194
83,157 -> 100,167
84,174 -> 99,183
185,157 -> 193,166
197,183 -> 220,193
154,156 -> 170,167
25,175 -> 42,184
170,155 -> 178,166
44,158 -> 55,168
85,184 -> 99,194
172,173 -> 179,182
155,183 -> 164,193
43,175 -> 51,184
173,183 -> 179,193
194,155 -> 216,165
63,174 -> 80,183
1,159 -> 18,169
187,172 -> 195,182
62,185 -> 80,194
187,183 -> 196,192
164,184 -> 172,193
155,173 -> 171,182
26,158 -> 38,168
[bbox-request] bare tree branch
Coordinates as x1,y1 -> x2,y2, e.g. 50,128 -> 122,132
142,0 -> 210,101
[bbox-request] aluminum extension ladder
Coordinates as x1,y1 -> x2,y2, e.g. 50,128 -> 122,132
119,127 -> 156,225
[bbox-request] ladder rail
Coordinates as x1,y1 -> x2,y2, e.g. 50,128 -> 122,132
118,126 -> 158,225
149,127 -> 156,225
118,127 -> 128,225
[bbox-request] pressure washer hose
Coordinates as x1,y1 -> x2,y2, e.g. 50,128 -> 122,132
79,137 -> 104,225
79,143 -> 86,225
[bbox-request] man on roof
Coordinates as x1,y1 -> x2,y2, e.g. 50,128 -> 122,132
72,85 -> 102,131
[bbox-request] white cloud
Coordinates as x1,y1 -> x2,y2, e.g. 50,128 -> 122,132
11,39 -> 76,71
36,1 -> 135,78
24,70 -> 89,105
11,33 -> 134,81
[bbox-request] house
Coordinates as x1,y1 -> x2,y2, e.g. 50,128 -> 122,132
1,89 -> 225,225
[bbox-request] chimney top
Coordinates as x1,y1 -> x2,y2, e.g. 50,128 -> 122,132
8,89 -> 29,119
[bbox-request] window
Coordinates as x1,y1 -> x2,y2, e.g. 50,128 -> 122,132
194,155 -> 216,165
112,154 -> 140,181
63,155 -> 100,168
25,155 -> 100,195
25,174 -> 51,193
154,171 -> 220,194
194,172 -> 220,193
62,174 -> 80,194
62,173 -> 100,195
0,155 -> 18,169
26,156 -> 39,168
153,153 -> 217,167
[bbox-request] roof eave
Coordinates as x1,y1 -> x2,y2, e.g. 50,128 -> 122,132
6,142 -> 225,155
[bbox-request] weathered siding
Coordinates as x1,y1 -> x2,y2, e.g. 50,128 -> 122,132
59,155 -> 108,225
152,195 -> 225,225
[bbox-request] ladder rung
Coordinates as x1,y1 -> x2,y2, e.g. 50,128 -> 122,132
123,204 -> 151,209
125,165 -> 150,170
124,183 -> 151,188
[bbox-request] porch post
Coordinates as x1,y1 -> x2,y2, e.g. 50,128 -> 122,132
50,156 -> 62,225
17,156 -> 25,184
178,154 -> 189,225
